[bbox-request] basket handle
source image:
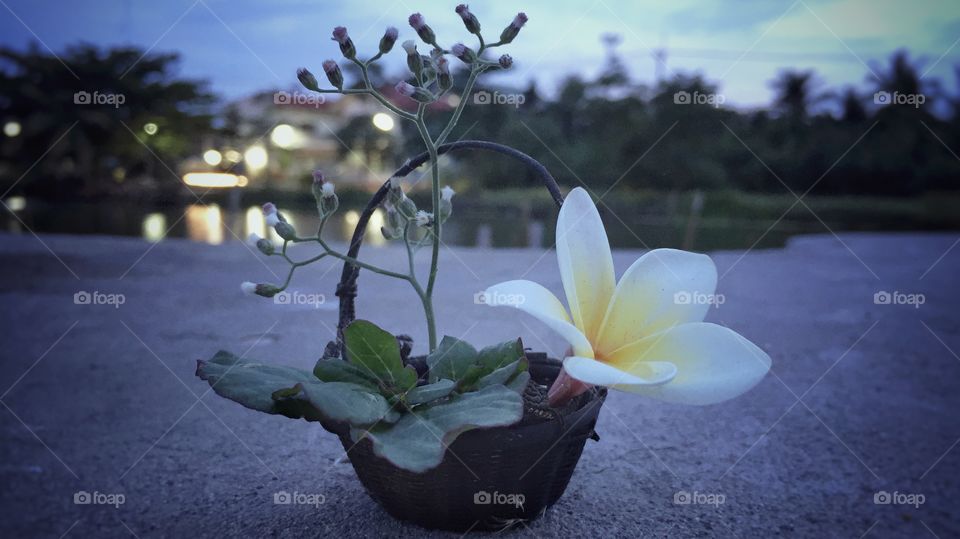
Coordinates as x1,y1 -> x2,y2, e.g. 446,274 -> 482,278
329,140 -> 564,357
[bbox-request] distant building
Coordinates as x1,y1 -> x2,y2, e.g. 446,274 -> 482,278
195,86 -> 456,192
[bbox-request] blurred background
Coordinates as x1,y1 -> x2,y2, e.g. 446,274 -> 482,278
1,0 -> 958,251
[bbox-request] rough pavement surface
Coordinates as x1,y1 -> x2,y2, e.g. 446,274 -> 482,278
1,232 -> 958,538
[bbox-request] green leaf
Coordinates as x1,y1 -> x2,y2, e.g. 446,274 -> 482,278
195,350 -> 317,418
448,339 -> 528,392
477,338 -> 524,371
394,365 -> 419,393
197,350 -> 399,426
353,385 -> 524,473
505,371 -> 531,393
405,379 -> 455,405
313,359 -> 378,390
475,360 -> 522,389
343,320 -> 404,387
456,363 -> 488,391
426,336 -> 478,382
289,381 -> 399,425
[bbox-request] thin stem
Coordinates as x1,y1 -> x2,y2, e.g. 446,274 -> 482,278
317,237 -> 411,281
282,217 -> 411,281
310,42 -> 520,355
276,251 -> 327,289
413,104 -> 440,352
402,221 -> 436,351
436,66 -> 486,146
402,223 -> 418,281
349,57 -> 417,121
314,88 -> 367,95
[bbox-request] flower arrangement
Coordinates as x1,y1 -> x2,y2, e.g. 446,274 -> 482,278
195,5 -> 770,531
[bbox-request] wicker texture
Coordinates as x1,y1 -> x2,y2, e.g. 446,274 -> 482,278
324,358 -> 606,532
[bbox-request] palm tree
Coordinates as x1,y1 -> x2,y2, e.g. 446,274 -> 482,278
0,44 -> 215,198
839,87 -> 867,123
770,69 -> 821,120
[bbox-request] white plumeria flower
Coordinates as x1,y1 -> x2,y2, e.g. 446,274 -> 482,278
321,182 -> 336,198
240,281 -> 257,296
483,187 -> 770,406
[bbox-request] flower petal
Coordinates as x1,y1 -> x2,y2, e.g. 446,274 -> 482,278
563,356 -> 676,389
484,280 -> 593,356
595,248 -> 717,355
605,323 -> 770,405
556,187 -> 616,342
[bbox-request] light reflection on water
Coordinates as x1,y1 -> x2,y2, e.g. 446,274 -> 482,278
185,204 -> 224,245
0,197 -> 797,250
141,213 -> 166,242
245,206 -> 266,240
174,204 -> 388,247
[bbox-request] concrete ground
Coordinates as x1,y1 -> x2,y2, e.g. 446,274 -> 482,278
0,231 -> 958,538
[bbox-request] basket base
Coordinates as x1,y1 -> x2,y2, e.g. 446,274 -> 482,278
330,354 -> 606,532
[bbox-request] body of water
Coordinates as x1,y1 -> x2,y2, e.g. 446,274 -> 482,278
1,197 -> 805,251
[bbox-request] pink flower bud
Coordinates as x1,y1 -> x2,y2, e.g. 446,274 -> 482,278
395,81 -> 416,97
296,68 -> 319,91
408,13 -> 426,30
322,60 -> 343,90
332,26 -> 356,59
408,13 -> 436,44
456,4 -> 481,34
500,13 -> 528,44
332,26 -> 349,44
380,26 -> 399,54
451,43 -> 477,64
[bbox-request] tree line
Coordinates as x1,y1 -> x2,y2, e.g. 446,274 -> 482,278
2,44 -> 957,200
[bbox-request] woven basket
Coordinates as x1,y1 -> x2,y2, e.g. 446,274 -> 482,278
322,355 -> 605,531
325,141 -> 600,531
